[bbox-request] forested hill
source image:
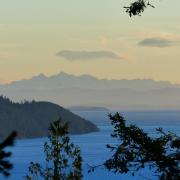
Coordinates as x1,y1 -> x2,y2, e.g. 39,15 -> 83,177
0,96 -> 99,139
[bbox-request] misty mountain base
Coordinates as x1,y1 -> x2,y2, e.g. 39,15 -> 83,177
1,72 -> 180,110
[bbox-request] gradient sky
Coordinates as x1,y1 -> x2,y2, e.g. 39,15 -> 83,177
0,0 -> 180,83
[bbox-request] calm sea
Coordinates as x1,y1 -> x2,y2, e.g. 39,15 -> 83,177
6,110 -> 180,180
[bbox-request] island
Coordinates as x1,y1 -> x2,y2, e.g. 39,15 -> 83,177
69,106 -> 110,112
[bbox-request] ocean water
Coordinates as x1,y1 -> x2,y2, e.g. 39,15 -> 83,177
4,111 -> 180,180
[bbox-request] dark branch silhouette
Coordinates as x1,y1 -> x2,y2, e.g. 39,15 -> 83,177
0,131 -> 17,177
25,118 -> 83,180
124,0 -> 155,17
89,113 -> 180,180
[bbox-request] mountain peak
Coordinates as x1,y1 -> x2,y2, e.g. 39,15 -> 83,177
1,72 -> 180,110
32,73 -> 47,79
51,72 -> 98,81
57,72 -> 70,76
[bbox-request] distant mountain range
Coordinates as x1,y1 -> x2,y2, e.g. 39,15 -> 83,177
0,96 -> 98,139
0,72 -> 180,110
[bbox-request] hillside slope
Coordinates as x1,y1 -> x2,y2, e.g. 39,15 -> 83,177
0,96 -> 99,139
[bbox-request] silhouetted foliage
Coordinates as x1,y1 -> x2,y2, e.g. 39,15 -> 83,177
25,118 -> 83,180
124,0 -> 155,17
105,113 -> 180,179
89,113 -> 180,179
0,131 -> 17,177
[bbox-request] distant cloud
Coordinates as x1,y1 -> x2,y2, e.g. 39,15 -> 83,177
56,50 -> 122,61
138,37 -> 174,47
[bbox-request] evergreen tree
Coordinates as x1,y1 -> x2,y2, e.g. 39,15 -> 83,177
25,118 -> 82,180
0,131 -> 17,177
105,113 -> 180,179
89,113 -> 180,180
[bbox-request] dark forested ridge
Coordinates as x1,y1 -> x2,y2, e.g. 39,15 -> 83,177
0,96 -> 99,139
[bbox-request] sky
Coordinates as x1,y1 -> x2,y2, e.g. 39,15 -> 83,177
0,0 -> 180,84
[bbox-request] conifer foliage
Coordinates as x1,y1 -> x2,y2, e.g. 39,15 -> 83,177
104,113 -> 180,180
0,131 -> 17,177
124,0 -> 155,17
25,119 -> 82,180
